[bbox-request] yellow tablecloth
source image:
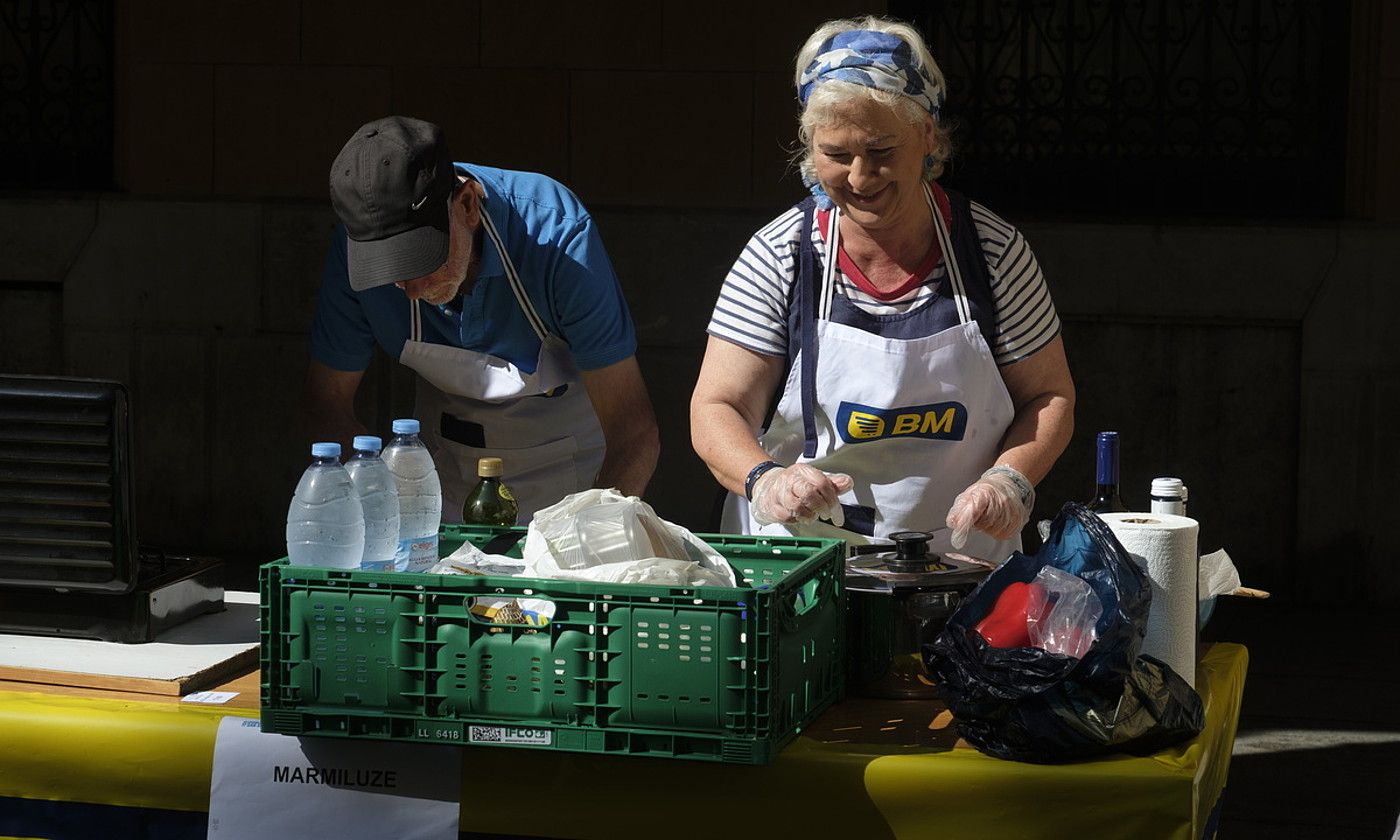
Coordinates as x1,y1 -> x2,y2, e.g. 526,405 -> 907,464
0,644 -> 1247,840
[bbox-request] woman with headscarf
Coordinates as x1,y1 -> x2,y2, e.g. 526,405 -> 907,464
690,16 -> 1075,562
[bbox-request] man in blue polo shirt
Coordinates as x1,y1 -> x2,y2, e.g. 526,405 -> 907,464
308,116 -> 659,522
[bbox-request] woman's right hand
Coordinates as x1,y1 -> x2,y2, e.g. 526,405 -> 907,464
750,464 -> 853,526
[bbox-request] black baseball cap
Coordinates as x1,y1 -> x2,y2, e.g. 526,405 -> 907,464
329,116 -> 457,291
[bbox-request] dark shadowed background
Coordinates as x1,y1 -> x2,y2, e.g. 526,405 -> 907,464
3,3 -> 1399,838
0,11 -> 1394,604
0,4 -> 1393,617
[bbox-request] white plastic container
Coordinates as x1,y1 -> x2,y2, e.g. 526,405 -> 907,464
381,418 -> 442,572
286,442 -> 365,569
344,435 -> 402,571
573,501 -> 648,569
1150,477 -> 1188,516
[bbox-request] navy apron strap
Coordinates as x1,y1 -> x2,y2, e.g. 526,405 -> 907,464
943,187 -> 999,351
838,503 -> 877,537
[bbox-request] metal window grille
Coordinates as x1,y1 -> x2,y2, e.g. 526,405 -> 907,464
0,0 -> 113,189
890,0 -> 1350,217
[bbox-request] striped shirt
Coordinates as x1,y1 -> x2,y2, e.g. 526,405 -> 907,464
706,201 -> 1060,366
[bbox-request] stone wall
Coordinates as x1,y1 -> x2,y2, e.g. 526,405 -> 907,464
114,0 -> 861,206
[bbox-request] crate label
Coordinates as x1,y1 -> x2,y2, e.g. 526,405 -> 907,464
413,722 -> 464,743
468,725 -> 553,746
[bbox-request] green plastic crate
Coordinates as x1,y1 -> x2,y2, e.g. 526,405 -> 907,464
259,525 -> 845,764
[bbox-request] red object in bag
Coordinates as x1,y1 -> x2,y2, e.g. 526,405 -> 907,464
974,581 -> 1048,648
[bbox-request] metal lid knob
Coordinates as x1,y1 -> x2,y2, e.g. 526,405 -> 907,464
887,531 -> 934,567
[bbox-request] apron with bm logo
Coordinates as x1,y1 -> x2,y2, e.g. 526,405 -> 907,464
724,184 -> 1019,562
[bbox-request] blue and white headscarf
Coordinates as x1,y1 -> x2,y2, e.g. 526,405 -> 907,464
798,30 -> 945,207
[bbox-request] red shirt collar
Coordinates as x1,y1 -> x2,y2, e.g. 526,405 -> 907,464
817,180 -> 952,302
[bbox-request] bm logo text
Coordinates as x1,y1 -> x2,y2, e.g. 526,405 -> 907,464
836,400 -> 967,444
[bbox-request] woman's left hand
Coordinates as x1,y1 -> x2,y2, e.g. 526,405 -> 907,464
946,466 -> 1035,548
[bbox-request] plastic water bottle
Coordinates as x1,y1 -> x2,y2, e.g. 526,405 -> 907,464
344,435 -> 402,571
286,442 -> 365,569
381,418 -> 442,571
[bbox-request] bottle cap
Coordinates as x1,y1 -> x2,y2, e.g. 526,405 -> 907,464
311,442 -> 341,459
352,435 -> 382,453
1096,430 -> 1119,445
1151,477 -> 1186,499
391,418 -> 420,435
478,457 -> 503,477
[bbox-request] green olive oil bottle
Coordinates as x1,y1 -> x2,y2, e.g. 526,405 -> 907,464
462,457 -> 518,526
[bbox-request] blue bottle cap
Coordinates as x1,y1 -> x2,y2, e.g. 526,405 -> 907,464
391,418 -> 420,435
352,435 -> 383,453
311,442 -> 341,459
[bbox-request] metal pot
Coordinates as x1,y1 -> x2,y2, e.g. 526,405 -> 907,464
845,531 -> 992,699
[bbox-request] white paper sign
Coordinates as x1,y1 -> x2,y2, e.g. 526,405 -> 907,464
182,691 -> 239,705
207,717 -> 460,840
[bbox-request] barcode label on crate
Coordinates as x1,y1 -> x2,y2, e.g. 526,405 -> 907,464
468,726 -> 553,746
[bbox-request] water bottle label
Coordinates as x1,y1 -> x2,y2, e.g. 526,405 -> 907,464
362,556 -> 407,573
402,535 -> 439,572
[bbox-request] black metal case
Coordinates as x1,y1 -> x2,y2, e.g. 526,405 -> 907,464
0,374 -> 223,642
0,375 -> 138,592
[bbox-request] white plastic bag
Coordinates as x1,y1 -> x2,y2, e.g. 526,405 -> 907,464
429,543 -> 554,626
429,540 -> 528,577
523,489 -> 737,587
546,557 -> 734,587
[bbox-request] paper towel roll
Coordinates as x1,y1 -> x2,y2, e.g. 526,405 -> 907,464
1100,512 -> 1200,688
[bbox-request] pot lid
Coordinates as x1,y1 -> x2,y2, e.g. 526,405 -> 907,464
845,530 -> 994,593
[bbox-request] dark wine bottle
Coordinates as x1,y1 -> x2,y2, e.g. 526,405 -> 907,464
1085,431 -> 1129,513
462,457 -> 518,526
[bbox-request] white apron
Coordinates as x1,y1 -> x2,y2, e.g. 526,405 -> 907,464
723,184 -> 1020,563
398,197 -> 606,524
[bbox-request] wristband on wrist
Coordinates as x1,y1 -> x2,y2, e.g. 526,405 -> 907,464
985,464 -> 1035,511
744,460 -> 783,501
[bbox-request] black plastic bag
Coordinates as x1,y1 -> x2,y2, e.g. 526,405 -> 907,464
924,502 -> 1204,763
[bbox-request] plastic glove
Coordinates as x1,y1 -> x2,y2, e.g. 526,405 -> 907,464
750,464 -> 853,527
946,465 -> 1034,549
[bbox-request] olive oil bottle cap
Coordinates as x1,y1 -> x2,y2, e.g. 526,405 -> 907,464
477,457 -> 503,477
